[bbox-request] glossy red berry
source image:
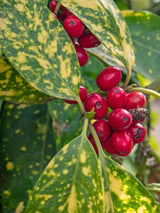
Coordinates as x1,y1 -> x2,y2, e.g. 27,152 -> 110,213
125,92 -> 146,110
106,87 -> 127,109
84,93 -> 108,119
96,66 -> 122,91
78,32 -> 101,48
108,108 -> 132,131
49,0 -> 58,13
102,137 -> 116,155
74,44 -> 89,66
93,119 -> 111,142
128,123 -> 146,144
88,134 -> 98,154
63,15 -> 85,38
111,130 -> 133,156
64,85 -> 87,104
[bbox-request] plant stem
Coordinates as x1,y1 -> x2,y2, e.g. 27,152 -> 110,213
77,96 -> 85,116
127,87 -> 160,99
136,153 -> 148,183
54,2 -> 61,15
149,148 -> 160,164
121,68 -> 131,88
82,116 -> 89,136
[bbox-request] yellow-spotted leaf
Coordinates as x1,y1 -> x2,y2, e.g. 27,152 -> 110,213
0,102 -> 57,212
25,135 -> 104,212
0,0 -> 80,100
102,155 -> 160,212
59,0 -> 135,72
122,10 -> 160,81
0,55 -> 54,104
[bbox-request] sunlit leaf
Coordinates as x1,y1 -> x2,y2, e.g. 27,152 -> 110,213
0,55 -> 54,104
59,0 -> 135,71
0,102 -> 57,212
122,10 -> 160,81
25,135 -> 104,213
0,0 -> 80,100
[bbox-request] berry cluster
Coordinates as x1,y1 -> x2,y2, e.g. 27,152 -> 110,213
49,0 -> 101,66
64,65 -> 147,157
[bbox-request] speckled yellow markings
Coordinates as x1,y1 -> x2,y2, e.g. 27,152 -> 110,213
0,55 -> 53,104
1,0 -> 80,100
61,0 -> 135,71
25,135 -> 104,212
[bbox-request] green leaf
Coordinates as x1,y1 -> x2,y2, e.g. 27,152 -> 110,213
102,154 -> 160,212
25,135 -> 104,213
0,55 -> 54,104
122,10 -> 160,81
0,0 -> 80,100
48,99 -> 82,151
59,0 -> 135,71
0,102 -> 57,212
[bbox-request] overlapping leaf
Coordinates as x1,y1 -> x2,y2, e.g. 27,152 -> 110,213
0,55 -> 54,104
59,0 -> 135,72
122,10 -> 160,81
0,0 -> 80,100
0,102 -> 57,212
25,135 -> 104,213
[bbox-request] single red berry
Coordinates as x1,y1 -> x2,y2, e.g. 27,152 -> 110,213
64,85 -> 87,104
78,32 -> 101,48
102,137 -> 116,155
84,93 -> 108,119
96,66 -> 122,91
93,119 -> 111,142
125,92 -> 146,110
88,134 -> 98,154
49,0 -> 58,13
108,108 -> 132,131
128,123 -> 146,144
111,130 -> 133,156
106,87 -> 127,109
74,44 -> 89,66
63,15 -> 85,38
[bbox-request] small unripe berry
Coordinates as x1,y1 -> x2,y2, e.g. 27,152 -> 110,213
111,130 -> 133,156
63,15 -> 85,38
78,32 -> 101,48
84,93 -> 108,119
128,123 -> 146,144
106,87 -> 127,109
74,44 -> 89,66
93,119 -> 111,142
125,92 -> 146,110
96,66 -> 122,91
108,108 -> 132,131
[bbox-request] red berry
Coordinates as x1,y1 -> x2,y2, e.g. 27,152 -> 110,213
128,123 -> 146,144
106,87 -> 127,109
78,32 -> 101,48
125,92 -> 146,110
63,15 -> 85,38
93,119 -> 111,142
111,130 -> 133,156
102,137 -> 116,155
64,85 -> 87,104
108,108 -> 132,131
49,0 -> 58,13
88,134 -> 98,154
96,66 -> 122,91
84,93 -> 108,119
74,44 -> 89,66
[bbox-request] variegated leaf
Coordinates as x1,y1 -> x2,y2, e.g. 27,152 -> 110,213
122,10 -> 160,81
0,0 -> 80,100
102,155 -> 160,212
25,135 -> 104,213
0,55 -> 54,104
59,0 -> 135,72
0,102 -> 57,212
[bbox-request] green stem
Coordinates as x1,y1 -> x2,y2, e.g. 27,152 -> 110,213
149,148 -> 160,164
127,87 -> 160,99
136,153 -> 148,183
77,96 -> 85,117
82,117 -> 89,136
121,68 -> 131,88
54,2 -> 61,15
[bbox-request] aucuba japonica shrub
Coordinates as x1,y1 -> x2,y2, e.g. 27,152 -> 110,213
0,0 -> 160,212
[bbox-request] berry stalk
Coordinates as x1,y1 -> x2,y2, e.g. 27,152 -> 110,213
127,87 -> 160,99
